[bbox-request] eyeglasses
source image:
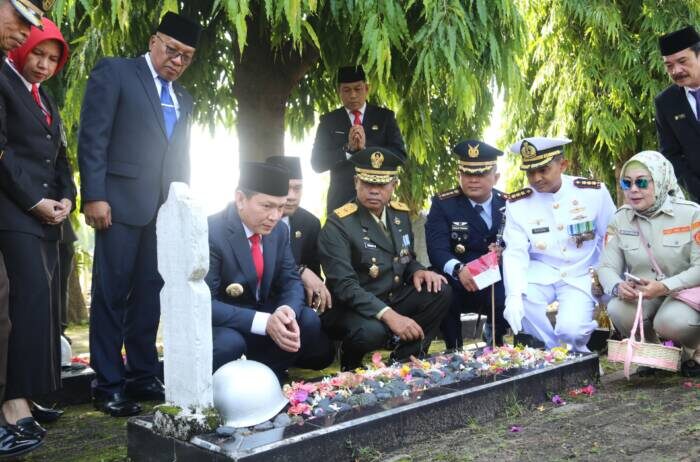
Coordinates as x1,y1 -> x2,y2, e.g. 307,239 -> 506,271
155,35 -> 193,65
620,177 -> 652,190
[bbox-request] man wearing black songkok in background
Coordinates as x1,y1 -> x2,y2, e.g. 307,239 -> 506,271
311,65 -> 407,214
655,25 -> 700,200
78,12 -> 202,416
266,156 -> 332,312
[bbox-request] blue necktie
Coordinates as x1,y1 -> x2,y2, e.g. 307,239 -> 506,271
691,89 -> 700,121
473,203 -> 491,229
158,77 -> 177,138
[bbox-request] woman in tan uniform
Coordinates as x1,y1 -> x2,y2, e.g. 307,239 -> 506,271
598,151 -> 700,377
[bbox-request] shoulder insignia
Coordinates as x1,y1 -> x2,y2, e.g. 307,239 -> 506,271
494,189 -> 508,201
507,188 -> 532,203
333,203 -> 358,218
574,178 -> 601,189
390,200 -> 411,212
437,188 -> 461,200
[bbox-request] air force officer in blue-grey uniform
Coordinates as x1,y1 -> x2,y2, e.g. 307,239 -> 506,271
78,13 -> 202,417
425,141 -> 508,349
206,162 -> 334,379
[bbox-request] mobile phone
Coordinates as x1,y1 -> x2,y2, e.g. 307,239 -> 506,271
623,272 -> 641,283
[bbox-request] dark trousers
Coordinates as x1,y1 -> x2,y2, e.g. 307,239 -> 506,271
0,251 -> 9,420
322,283 -> 452,369
0,232 -> 60,399
89,220 -> 162,394
58,240 -> 75,334
213,304 -> 334,376
441,282 -> 507,350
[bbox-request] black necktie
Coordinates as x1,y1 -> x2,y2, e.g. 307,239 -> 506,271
473,204 -> 489,229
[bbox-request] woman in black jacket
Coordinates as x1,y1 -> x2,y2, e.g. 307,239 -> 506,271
0,17 -> 74,441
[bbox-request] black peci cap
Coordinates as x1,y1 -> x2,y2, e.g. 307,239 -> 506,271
157,12 -> 202,48
659,26 -> 700,56
266,156 -> 302,180
238,162 -> 290,197
337,65 -> 366,84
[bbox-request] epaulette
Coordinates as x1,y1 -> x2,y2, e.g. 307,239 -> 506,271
507,187 -> 532,203
574,178 -> 601,189
494,190 -> 508,201
390,200 -> 411,212
437,187 -> 461,200
334,203 -> 358,218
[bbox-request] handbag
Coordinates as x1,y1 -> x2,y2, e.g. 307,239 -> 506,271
632,221 -> 700,312
607,293 -> 681,378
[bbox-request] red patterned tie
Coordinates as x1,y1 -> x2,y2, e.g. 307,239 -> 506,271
249,234 -> 264,285
352,110 -> 362,126
31,84 -> 52,125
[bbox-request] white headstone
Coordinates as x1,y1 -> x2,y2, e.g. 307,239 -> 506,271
157,182 -> 213,411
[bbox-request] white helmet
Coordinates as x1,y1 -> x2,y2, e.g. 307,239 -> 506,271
212,359 -> 288,428
60,336 -> 72,367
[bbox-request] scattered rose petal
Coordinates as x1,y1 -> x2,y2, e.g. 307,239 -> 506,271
683,381 -> 694,389
551,395 -> 566,406
662,340 -> 675,347
371,352 -> 385,368
581,384 -> 596,396
536,405 -> 545,412
509,425 -> 523,433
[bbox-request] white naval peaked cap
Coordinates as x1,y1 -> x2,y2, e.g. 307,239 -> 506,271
509,137 -> 572,154
510,137 -> 572,171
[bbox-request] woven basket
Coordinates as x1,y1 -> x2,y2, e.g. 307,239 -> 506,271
607,338 -> 681,372
606,293 -> 681,377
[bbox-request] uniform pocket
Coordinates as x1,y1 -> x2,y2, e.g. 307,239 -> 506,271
618,236 -> 640,251
662,232 -> 691,247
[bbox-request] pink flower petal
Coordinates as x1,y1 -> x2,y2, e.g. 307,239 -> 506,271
509,425 -> 522,433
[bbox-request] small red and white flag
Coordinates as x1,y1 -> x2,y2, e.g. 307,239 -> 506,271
465,251 -> 501,290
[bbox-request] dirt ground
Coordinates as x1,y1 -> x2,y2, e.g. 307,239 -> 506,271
377,367 -> 700,462
21,326 -> 700,462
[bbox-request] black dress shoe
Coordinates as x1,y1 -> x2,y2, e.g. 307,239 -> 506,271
11,417 -> 46,440
681,359 -> 700,378
636,366 -> 658,377
93,392 -> 142,417
0,425 -> 42,459
125,378 -> 165,402
31,401 -> 63,424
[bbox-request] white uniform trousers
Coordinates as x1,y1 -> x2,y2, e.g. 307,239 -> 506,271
520,281 -> 597,352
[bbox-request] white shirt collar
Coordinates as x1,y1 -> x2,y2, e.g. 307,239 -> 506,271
468,193 -> 493,210
144,53 -> 161,82
346,102 -> 367,116
5,58 -> 34,92
242,222 -> 256,240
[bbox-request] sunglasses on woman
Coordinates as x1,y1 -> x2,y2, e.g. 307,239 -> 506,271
620,177 -> 651,190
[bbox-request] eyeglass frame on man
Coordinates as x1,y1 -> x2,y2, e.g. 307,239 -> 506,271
620,177 -> 652,191
155,34 -> 194,65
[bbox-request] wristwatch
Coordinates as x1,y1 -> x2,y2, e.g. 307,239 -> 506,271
452,263 -> 464,279
611,283 -> 620,298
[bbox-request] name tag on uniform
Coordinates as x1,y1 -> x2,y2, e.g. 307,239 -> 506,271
334,130 -> 346,134
363,241 -> 377,249
402,234 -> 411,247
451,222 -> 469,231
674,113 -> 686,121
618,229 -> 639,236
532,227 -> 550,234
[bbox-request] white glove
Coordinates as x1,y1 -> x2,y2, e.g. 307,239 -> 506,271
504,295 -> 524,335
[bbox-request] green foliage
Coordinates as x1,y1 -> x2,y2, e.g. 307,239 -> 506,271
48,0 -> 524,214
505,0 -> 700,202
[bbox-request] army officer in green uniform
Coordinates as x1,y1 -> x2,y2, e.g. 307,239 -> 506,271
319,147 -> 451,370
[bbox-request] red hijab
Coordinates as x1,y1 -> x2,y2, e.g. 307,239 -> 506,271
7,18 -> 70,78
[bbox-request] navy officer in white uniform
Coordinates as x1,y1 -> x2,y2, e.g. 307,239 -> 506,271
502,137 -> 616,352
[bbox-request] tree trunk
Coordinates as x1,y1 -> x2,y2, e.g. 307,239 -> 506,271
232,15 -> 319,162
67,257 -> 87,324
